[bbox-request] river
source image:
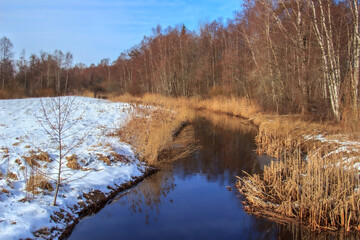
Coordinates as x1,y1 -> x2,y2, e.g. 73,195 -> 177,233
69,112 -> 355,240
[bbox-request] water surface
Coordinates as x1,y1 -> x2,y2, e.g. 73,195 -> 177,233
69,112 -> 355,240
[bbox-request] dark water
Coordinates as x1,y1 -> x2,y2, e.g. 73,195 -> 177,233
69,112 -> 356,240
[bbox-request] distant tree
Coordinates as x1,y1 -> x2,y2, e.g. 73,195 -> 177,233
0,36 -> 14,90
53,50 -> 64,95
64,52 -> 73,93
16,50 -> 28,93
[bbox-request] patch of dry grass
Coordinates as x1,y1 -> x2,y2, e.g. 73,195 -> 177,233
117,105 -> 196,165
66,155 -> 81,170
23,152 -> 52,168
7,172 -> 18,180
111,93 -> 259,122
26,174 -> 54,194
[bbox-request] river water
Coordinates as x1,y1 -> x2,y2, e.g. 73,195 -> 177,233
69,112 -> 355,240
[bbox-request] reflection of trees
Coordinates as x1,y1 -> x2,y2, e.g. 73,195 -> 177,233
113,167 -> 175,224
277,222 -> 360,240
175,112 -> 261,185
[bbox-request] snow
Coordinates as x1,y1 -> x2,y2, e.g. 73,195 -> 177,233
0,97 -> 146,239
303,133 -> 360,170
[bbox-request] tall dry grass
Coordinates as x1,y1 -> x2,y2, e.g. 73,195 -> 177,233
111,93 -> 260,123
237,134 -> 360,232
117,105 -> 197,165
255,116 -> 342,158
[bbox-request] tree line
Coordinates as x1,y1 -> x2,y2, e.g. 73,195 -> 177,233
1,0 -> 359,121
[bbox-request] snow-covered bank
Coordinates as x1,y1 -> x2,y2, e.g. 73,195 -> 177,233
0,97 -> 148,239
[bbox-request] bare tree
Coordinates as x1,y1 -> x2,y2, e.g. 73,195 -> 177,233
37,96 -> 89,206
0,36 -> 14,90
348,0 -> 360,112
64,52 -> 73,93
309,0 -> 341,121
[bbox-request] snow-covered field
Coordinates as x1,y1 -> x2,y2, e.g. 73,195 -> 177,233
0,97 -> 146,239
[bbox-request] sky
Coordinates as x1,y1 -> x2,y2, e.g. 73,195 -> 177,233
0,0 -> 242,66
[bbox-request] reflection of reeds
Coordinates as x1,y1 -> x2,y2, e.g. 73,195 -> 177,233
195,110 -> 257,135
279,220 -> 360,240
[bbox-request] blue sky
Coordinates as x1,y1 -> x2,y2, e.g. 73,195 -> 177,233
0,0 -> 242,66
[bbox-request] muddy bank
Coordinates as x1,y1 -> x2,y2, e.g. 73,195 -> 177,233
57,167 -> 158,239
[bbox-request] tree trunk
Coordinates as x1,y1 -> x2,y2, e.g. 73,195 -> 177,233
310,0 -> 341,121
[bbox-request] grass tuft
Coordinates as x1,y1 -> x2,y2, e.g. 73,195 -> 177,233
26,174 -> 54,194
117,104 -> 196,165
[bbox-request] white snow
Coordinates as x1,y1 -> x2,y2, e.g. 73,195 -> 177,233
303,133 -> 360,170
0,97 -> 146,239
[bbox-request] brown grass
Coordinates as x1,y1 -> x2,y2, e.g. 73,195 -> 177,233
96,153 -> 111,165
35,152 -> 52,162
95,152 -> 130,165
237,131 -> 360,232
1,188 -> 9,194
342,109 -> 360,139
66,155 -> 81,170
23,152 -> 52,168
111,93 -> 259,122
23,156 -> 40,168
117,104 -> 196,165
7,172 -> 18,180
110,152 -> 131,164
26,174 -> 54,194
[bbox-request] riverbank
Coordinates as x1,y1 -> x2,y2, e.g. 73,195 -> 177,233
0,96 -> 193,239
109,93 -> 360,232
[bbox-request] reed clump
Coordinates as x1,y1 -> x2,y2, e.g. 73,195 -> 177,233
117,105 -> 196,165
26,174 -> 54,194
237,138 -> 360,231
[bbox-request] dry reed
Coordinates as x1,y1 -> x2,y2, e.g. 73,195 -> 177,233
117,105 -> 196,165
26,174 -> 54,194
237,135 -> 360,232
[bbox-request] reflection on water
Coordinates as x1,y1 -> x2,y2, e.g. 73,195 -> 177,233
69,112 -> 359,240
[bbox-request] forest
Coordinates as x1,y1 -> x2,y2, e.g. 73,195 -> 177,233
1,0 -> 359,122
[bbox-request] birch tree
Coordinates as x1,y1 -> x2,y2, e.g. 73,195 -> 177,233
348,0 -> 360,111
309,0 -> 341,121
0,36 -> 14,90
